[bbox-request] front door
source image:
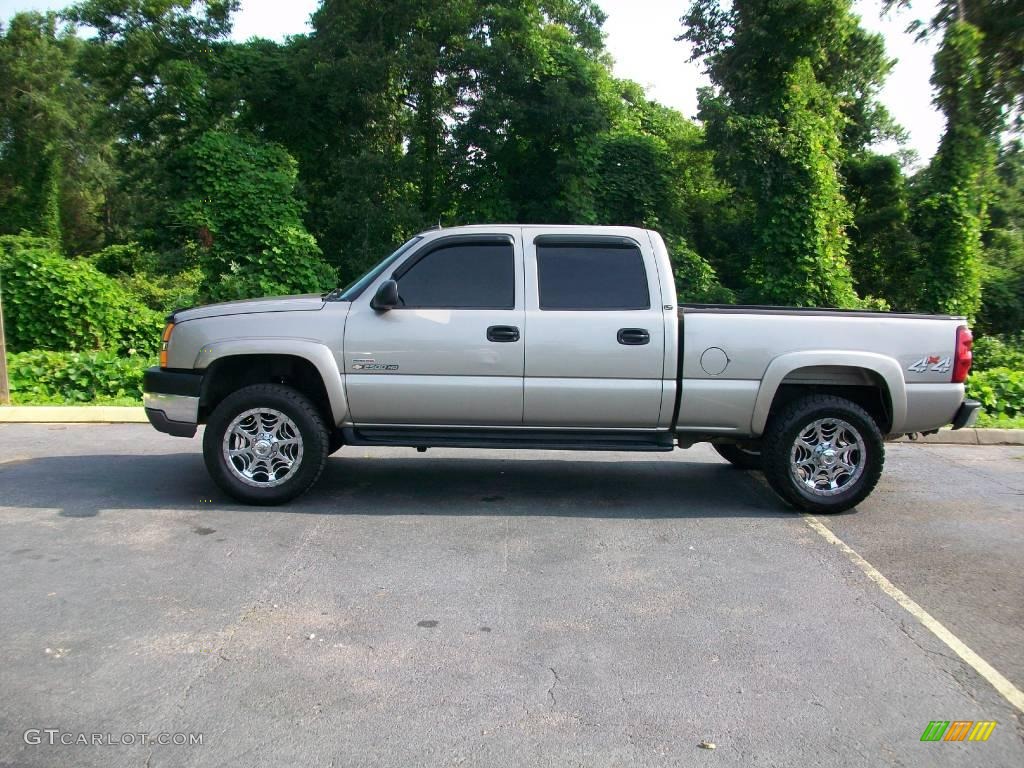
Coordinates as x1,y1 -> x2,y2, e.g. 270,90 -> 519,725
522,229 -> 666,428
343,231 -> 525,426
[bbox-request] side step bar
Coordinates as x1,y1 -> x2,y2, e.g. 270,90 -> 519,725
342,427 -> 676,452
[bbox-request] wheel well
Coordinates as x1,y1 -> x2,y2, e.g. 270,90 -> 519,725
767,366 -> 892,433
199,355 -> 332,424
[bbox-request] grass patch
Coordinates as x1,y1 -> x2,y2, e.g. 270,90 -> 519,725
976,413 -> 1024,429
7,395 -> 142,407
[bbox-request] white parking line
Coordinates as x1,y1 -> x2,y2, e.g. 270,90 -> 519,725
801,512 -> 1024,714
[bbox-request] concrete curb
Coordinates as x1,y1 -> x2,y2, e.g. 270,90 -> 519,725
892,427 -> 1024,446
0,406 -> 1021,444
0,406 -> 148,423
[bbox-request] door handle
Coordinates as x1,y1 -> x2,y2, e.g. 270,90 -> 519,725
487,325 -> 520,343
617,328 -> 650,346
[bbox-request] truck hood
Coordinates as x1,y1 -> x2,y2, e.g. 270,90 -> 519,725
172,294 -> 326,322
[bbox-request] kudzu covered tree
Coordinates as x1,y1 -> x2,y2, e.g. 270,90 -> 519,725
172,131 -> 337,302
680,0 -> 900,307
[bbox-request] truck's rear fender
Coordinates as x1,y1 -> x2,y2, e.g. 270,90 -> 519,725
194,340 -> 348,426
752,351 -> 905,436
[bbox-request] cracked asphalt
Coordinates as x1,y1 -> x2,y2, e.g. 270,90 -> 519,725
0,424 -> 1022,767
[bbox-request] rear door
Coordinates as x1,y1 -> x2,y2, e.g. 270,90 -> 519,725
522,230 -> 666,428
343,230 -> 525,426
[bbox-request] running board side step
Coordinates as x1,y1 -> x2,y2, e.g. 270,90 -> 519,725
342,427 -> 675,452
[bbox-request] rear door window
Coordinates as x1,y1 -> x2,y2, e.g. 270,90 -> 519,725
536,243 -> 650,310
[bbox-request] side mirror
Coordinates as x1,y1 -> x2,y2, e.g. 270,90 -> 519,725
370,279 -> 399,311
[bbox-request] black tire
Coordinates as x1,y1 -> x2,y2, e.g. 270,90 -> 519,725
203,383 -> 329,505
761,394 -> 884,514
713,442 -> 762,470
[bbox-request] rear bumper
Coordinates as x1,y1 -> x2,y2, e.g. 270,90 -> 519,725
951,399 -> 981,430
143,367 -> 202,438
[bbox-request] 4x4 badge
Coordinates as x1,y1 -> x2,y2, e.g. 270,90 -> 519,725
908,355 -> 951,373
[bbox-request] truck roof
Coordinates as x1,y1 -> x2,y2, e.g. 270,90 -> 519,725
414,223 -> 653,237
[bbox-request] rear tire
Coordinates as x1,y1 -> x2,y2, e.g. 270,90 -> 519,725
713,442 -> 762,470
761,394 -> 884,514
203,383 -> 329,505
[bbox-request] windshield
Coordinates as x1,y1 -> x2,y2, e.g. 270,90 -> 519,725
330,236 -> 423,301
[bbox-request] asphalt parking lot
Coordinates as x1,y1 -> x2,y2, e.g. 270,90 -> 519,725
1,424 -> 1022,767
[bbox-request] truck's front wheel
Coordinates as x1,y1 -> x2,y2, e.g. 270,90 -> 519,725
203,384 -> 329,505
762,395 -> 884,514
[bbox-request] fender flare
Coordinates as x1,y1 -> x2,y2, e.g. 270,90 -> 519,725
194,338 -> 348,426
750,350 -> 907,436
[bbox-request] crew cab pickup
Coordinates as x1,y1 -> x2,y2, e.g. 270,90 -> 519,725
143,225 -> 979,511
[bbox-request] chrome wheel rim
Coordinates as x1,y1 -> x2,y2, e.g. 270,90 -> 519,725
789,418 -> 865,497
222,408 -> 304,488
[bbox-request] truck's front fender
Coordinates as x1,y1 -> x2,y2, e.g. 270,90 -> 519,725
751,351 -> 907,436
193,338 -> 349,426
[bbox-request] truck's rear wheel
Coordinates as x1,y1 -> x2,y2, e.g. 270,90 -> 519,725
713,442 -> 762,470
762,395 -> 884,514
203,384 -> 329,505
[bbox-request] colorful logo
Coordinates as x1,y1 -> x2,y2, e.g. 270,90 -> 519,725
907,355 -> 952,373
920,721 -> 997,742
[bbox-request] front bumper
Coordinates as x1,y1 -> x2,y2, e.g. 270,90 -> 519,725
143,367 -> 202,438
951,399 -> 981,430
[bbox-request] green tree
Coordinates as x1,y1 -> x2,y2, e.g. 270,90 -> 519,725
594,82 -> 733,301
843,152 -> 918,308
279,0 -> 456,278
452,5 -> 613,225
172,130 -> 336,301
0,12 -> 111,252
67,0 -> 239,148
65,1 -> 242,259
911,20 -> 1000,317
261,0 -> 613,280
890,0 -> 1024,129
680,0 -> 893,306
977,141 -> 1024,334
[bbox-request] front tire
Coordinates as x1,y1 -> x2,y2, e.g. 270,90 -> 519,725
203,384 -> 329,505
761,395 -> 884,514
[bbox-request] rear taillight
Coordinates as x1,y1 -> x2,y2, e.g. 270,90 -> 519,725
952,325 -> 972,383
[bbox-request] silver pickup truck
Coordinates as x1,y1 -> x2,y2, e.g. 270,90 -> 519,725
143,225 -> 979,512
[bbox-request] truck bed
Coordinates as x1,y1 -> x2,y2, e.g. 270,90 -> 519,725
674,304 -> 967,437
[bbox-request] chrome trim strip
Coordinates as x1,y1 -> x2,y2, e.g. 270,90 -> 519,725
143,392 -> 199,425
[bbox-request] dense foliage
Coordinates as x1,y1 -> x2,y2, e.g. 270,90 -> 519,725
0,235 -> 162,355
173,130 -> 336,301
910,22 -> 995,317
967,367 -> 1024,422
966,334 -> 1024,424
7,349 -> 152,403
681,0 -> 890,307
972,333 -> 1024,372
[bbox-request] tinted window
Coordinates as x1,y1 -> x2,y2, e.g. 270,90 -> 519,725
396,241 -> 515,309
537,245 -> 650,310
